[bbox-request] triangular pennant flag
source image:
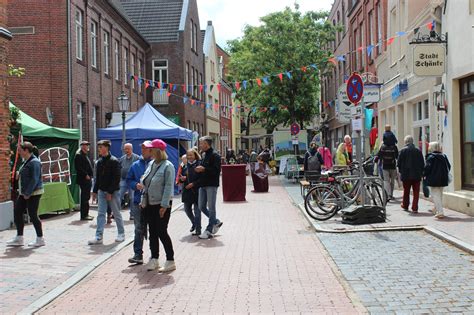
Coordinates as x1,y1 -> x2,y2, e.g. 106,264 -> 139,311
387,37 -> 395,46
427,20 -> 434,30
249,80 -> 254,88
262,77 -> 269,85
145,81 -> 150,89
286,71 -> 292,79
199,85 -> 203,93
357,46 -> 364,51
203,85 -> 207,93
243,80 -> 248,89
235,82 -> 240,90
191,99 -> 195,105
159,88 -> 164,95
328,57 -> 337,65
188,85 -> 193,92
310,64 -> 318,70
336,55 -> 345,61
301,66 -> 307,72
167,92 -> 171,97
256,78 -> 262,87
278,73 -> 283,82
172,84 -> 177,91
396,31 -> 407,37
414,27 -> 420,34
182,85 -> 186,93
162,83 -> 168,90
217,83 -> 221,92
157,81 -> 161,89
367,45 -> 374,57
183,97 -> 188,104
133,75 -> 138,82
168,83 -> 173,91
210,84 -> 214,91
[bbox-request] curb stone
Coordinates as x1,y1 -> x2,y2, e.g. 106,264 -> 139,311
20,202 -> 184,315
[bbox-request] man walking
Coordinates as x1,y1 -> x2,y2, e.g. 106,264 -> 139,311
74,141 -> 94,220
397,135 -> 424,213
375,136 -> 399,201
126,141 -> 152,264
88,140 -> 125,245
119,143 -> 139,220
187,136 -> 223,239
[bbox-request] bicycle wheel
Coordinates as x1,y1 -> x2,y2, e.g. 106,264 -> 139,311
366,181 -> 387,207
304,185 -> 340,221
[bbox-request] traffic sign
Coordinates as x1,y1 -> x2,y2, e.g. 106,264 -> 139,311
290,123 -> 300,135
346,73 -> 364,104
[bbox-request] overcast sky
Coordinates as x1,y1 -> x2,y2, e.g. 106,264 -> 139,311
198,0 -> 334,48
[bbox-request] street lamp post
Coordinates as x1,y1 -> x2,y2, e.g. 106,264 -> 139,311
117,91 -> 129,147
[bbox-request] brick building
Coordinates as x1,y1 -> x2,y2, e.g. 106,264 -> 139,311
115,0 -> 207,137
7,0 -> 148,154
217,45 -> 232,152
0,0 -> 13,229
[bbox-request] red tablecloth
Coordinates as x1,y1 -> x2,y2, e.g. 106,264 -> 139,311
221,164 -> 246,201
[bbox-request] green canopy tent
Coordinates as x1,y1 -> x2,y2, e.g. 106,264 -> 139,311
9,102 -> 81,203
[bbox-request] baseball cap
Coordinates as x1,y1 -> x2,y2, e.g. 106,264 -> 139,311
141,140 -> 152,147
97,140 -> 111,147
80,140 -> 90,145
143,139 -> 167,150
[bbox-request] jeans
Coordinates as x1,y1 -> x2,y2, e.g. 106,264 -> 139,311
14,195 -> 43,237
183,201 -> 210,230
79,180 -> 92,218
146,204 -> 174,260
430,186 -> 444,215
402,180 -> 420,211
382,169 -> 397,198
119,179 -> 135,216
198,186 -> 220,233
96,190 -> 124,239
131,203 -> 143,256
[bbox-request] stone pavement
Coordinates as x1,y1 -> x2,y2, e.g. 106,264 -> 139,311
0,197 -> 179,314
318,231 -> 474,314
283,177 -> 474,249
40,177 -> 363,314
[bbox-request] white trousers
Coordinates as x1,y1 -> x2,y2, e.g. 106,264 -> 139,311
430,186 -> 444,215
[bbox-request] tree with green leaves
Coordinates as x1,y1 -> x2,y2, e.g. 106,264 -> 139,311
227,4 -> 337,133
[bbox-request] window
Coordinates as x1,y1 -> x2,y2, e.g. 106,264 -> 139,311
336,12 -> 341,43
460,75 -> 474,189
114,40 -> 120,81
360,23 -> 365,68
152,59 -> 168,84
77,102 -> 85,141
138,58 -> 143,93
131,53 -> 136,89
194,23 -> 198,52
354,29 -> 359,70
368,10 -> 374,61
412,99 -> 430,155
199,73 -> 203,100
187,120 -> 191,131
377,1 -> 383,55
211,61 -> 215,82
390,8 -> 398,64
191,66 -> 195,97
123,47 -> 129,84
103,31 -> 110,75
75,10 -> 83,60
191,20 -> 195,50
185,62 -> 190,94
194,68 -> 199,97
90,21 -> 98,68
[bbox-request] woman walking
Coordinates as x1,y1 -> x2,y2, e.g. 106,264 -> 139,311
7,142 -> 45,247
140,139 -> 176,272
424,142 -> 451,219
180,148 -> 209,235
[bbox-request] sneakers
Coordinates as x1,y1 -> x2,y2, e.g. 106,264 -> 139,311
80,215 -> 94,221
146,258 -> 160,271
6,235 -> 24,247
88,237 -> 103,245
435,213 -> 445,219
115,234 -> 125,242
212,221 -> 223,234
28,237 -> 45,247
159,260 -> 176,273
190,225 -> 196,233
128,255 -> 144,264
192,229 -> 201,236
198,230 -> 212,239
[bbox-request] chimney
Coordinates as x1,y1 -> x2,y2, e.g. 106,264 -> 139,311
208,21 -> 212,26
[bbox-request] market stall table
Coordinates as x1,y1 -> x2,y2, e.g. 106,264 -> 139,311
221,164 -> 246,202
38,182 -> 75,215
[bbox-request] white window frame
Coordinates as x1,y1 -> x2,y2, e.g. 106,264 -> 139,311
90,21 -> 98,68
123,47 -> 129,84
131,53 -> 136,89
191,66 -> 195,97
377,1 -> 382,55
152,59 -> 168,83
114,40 -> 120,81
185,62 -> 190,94
75,10 -> 83,60
103,31 -> 110,75
368,10 -> 374,61
191,20 -> 195,50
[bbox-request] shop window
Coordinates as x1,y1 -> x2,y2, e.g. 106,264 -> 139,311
460,76 -> 474,189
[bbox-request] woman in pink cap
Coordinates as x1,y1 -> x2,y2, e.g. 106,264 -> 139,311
140,139 -> 176,273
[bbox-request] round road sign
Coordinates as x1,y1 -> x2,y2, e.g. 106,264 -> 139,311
346,73 -> 364,104
290,123 -> 300,136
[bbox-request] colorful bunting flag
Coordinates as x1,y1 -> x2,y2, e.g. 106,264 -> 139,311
328,58 -> 337,66
367,45 -> 374,57
286,71 -> 292,79
278,73 -> 283,82
243,80 -> 248,89
387,37 -> 395,46
336,55 -> 345,61
262,77 -> 269,85
235,82 -> 240,90
301,66 -> 307,72
256,78 -> 262,87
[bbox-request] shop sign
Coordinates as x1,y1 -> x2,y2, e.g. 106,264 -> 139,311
413,44 -> 446,76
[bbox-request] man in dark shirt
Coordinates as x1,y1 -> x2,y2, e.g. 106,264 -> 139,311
375,139 -> 399,201
74,141 -> 94,220
88,140 -> 125,245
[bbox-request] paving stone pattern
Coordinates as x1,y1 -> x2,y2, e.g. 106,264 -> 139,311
40,177 -> 362,314
318,231 -> 474,314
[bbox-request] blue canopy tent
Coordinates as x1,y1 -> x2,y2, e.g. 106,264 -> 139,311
98,103 -> 192,191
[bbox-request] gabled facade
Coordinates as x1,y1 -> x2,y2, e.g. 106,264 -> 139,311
117,0 -> 206,137
217,44 -> 233,152
202,21 -> 220,151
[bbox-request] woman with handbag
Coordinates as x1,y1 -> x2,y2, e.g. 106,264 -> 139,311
423,142 -> 451,219
140,139 -> 176,272
179,148 -> 209,235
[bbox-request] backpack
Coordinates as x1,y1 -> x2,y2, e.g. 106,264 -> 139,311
307,153 -> 322,172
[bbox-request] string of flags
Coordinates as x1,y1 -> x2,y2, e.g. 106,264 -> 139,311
129,20 -> 436,113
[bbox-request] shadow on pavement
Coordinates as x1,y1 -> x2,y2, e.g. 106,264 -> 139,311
121,266 -> 176,289
1,247 -> 36,259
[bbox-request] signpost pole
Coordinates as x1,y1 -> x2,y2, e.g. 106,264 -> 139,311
360,96 -> 366,205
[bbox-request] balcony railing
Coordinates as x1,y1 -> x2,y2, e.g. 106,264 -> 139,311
153,89 -> 169,105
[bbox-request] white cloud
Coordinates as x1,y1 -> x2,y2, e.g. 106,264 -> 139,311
198,0 -> 334,48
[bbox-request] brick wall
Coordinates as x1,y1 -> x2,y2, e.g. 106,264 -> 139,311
0,0 -> 10,202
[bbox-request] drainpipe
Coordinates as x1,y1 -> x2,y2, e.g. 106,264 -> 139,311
67,0 -> 73,128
